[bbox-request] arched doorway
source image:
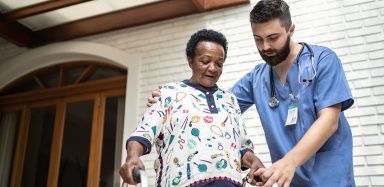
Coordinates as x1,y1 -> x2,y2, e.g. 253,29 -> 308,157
0,61 -> 127,187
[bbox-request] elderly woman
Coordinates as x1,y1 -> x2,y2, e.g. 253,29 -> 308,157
120,29 -> 264,187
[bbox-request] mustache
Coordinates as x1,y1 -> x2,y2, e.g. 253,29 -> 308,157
261,49 -> 275,53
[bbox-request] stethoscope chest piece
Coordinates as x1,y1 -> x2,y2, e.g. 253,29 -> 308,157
269,96 -> 279,108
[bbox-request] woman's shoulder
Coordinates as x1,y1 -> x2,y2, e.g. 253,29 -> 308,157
159,81 -> 190,98
218,89 -> 238,103
161,81 -> 188,90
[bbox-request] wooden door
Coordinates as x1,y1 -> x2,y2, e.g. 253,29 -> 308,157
0,62 -> 127,187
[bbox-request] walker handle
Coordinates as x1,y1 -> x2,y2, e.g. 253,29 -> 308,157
132,167 -> 142,183
254,175 -> 262,182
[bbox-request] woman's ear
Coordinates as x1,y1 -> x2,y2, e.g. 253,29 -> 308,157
187,57 -> 193,69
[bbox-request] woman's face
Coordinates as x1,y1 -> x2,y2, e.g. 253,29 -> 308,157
188,41 -> 225,88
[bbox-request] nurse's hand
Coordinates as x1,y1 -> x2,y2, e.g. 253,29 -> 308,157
146,85 -> 162,107
255,158 -> 296,187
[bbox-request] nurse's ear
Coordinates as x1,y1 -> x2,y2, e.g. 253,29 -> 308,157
288,24 -> 295,37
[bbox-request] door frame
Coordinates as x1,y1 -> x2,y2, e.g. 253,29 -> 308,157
0,41 -> 141,186
0,77 -> 126,187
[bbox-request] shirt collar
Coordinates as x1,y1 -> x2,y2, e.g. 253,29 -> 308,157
182,79 -> 219,93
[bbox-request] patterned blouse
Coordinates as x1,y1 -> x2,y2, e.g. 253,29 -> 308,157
128,80 -> 254,187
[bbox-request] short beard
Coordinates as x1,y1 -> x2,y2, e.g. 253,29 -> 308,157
259,36 -> 291,66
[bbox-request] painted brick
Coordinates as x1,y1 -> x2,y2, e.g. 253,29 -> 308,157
351,126 -> 363,136
331,37 -> 365,48
295,26 -> 330,38
362,1 -> 384,11
141,56 -> 160,65
158,66 -> 184,76
353,137 -> 363,146
362,125 -> 381,135
366,33 -> 384,43
351,88 -> 372,98
343,0 -> 376,7
309,15 -> 345,27
342,63 -> 353,72
349,43 -> 384,54
382,124 -> 384,134
378,106 -> 384,114
354,176 -> 371,186
311,31 -> 346,43
354,166 -> 384,176
348,26 -> 382,37
333,47 -> 350,57
364,134 -> 384,145
148,61 -> 174,70
146,75 -> 174,85
345,70 -> 370,81
345,9 -> 380,22
351,59 -> 384,70
291,0 -> 323,9
354,77 -> 384,89
354,156 -> 367,166
367,155 -> 384,165
359,115 -> 383,125
158,52 -> 184,62
223,62 -> 256,73
371,68 -> 384,78
355,97 -> 384,107
347,116 -> 361,127
364,17 -> 384,26
140,70 -> 160,79
345,107 -> 376,117
369,50 -> 384,60
371,176 -> 384,185
373,86 -> 384,96
353,146 -> 382,156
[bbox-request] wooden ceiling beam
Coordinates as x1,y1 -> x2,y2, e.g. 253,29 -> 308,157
31,0 -> 199,47
192,0 -> 249,11
0,0 -> 250,47
0,16 -> 33,46
1,0 -> 90,22
191,0 -> 206,12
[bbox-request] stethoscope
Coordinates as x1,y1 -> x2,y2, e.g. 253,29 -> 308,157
268,42 -> 316,108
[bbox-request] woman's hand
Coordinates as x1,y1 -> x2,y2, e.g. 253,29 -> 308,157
242,152 -> 265,186
119,155 -> 145,185
119,141 -> 146,185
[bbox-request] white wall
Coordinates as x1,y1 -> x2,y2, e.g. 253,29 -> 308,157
0,0 -> 383,186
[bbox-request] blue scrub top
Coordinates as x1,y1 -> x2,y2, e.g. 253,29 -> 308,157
230,45 -> 355,186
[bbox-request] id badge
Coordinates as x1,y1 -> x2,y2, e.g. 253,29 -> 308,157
285,101 -> 298,126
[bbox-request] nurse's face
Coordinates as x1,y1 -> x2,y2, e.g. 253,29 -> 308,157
252,19 -> 293,66
188,41 -> 225,89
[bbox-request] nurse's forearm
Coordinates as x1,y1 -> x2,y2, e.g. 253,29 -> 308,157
283,104 -> 341,168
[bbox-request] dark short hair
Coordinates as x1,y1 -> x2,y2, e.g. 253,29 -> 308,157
250,0 -> 292,31
186,29 -> 228,60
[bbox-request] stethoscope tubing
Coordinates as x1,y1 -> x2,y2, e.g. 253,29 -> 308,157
268,42 -> 314,108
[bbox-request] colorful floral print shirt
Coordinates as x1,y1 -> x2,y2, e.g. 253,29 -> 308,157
128,80 -> 254,187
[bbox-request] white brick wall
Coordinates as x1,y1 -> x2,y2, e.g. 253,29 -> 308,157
1,0 -> 384,186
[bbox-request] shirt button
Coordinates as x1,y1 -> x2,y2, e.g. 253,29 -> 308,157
206,92 -> 209,95
211,105 -> 214,108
